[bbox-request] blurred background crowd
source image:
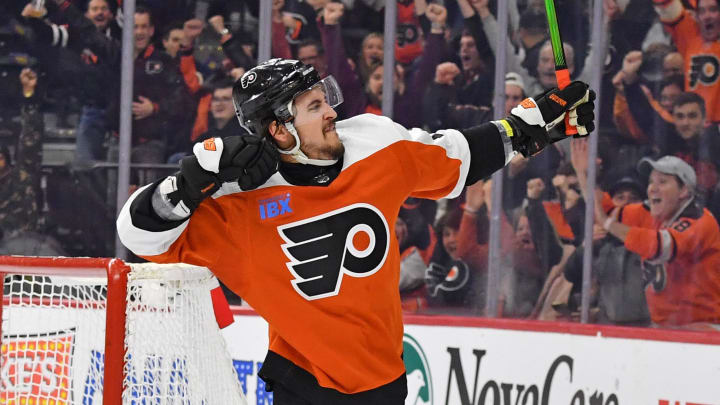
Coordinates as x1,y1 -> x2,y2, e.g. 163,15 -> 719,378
0,0 -> 719,331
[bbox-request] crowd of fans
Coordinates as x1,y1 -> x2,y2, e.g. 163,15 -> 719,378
0,0 -> 719,331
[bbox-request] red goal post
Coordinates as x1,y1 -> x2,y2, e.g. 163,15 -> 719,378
0,255 -> 246,405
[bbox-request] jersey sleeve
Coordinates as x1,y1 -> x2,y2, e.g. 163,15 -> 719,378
393,121 -> 509,200
116,182 -> 233,267
392,122 -> 471,200
624,212 -> 717,265
617,203 -> 650,227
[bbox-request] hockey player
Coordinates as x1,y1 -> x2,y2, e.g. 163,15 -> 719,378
117,58 -> 595,403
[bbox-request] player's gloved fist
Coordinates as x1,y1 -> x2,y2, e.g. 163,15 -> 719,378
504,81 -> 594,157
163,136 -> 279,216
193,136 -> 279,191
173,155 -> 222,212
151,154 -> 219,221
565,89 -> 596,136
214,136 -> 279,190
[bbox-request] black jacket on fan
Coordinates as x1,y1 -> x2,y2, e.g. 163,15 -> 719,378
35,1 -> 192,145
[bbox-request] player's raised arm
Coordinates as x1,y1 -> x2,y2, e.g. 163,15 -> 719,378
461,81 -> 595,185
116,135 -> 278,259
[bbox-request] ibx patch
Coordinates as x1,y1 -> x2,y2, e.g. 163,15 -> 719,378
259,193 -> 292,220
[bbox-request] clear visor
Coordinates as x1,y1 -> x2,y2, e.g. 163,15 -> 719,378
288,75 -> 344,116
317,75 -> 343,108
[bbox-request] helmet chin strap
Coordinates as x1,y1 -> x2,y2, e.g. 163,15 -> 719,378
278,122 -> 338,166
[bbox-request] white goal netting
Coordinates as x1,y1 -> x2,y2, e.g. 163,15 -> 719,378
1,259 -> 247,405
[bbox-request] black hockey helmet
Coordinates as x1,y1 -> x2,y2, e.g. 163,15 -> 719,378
232,58 -> 343,136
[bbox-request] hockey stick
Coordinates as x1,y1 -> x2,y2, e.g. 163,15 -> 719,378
543,0 -> 577,135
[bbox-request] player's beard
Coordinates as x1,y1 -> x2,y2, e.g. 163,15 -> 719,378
321,120 -> 344,160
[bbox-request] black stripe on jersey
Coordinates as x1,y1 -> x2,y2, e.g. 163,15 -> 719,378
258,351 -> 407,404
460,122 -> 506,186
129,178 -> 188,232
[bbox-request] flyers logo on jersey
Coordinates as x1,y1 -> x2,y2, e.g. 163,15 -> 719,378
277,203 -> 390,300
642,262 -> 667,292
689,55 -> 719,88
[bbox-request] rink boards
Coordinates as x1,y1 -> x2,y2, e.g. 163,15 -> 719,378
2,305 -> 719,404
226,309 -> 720,405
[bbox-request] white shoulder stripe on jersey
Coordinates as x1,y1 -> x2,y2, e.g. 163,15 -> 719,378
338,114 -> 470,199
404,126 -> 470,199
646,229 -> 674,265
213,114 -> 471,199
117,184 -> 189,256
213,114 -> 402,198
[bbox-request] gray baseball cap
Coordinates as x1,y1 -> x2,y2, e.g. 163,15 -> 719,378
505,72 -> 526,93
637,156 -> 697,190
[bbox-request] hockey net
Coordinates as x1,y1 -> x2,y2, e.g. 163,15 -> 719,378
0,256 -> 247,405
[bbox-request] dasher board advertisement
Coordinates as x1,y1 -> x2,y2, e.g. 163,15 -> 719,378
223,310 -> 720,405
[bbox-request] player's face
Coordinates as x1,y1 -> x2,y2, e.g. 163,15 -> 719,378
86,0 -> 112,30
459,35 -> 481,72
134,12 -> 154,51
698,0 -> 720,41
292,87 -> 343,160
162,29 -> 184,58
673,102 -> 705,140
505,84 -> 524,115
362,36 -> 383,67
647,170 -> 689,222
660,83 -> 681,112
442,226 -> 458,260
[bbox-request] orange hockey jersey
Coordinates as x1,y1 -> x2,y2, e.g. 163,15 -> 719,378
656,1 -> 720,122
118,114 -> 509,394
619,200 -> 720,325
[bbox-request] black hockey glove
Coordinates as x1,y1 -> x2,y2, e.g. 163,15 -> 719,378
167,136 -> 279,212
214,136 -> 279,190
502,81 -> 596,157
